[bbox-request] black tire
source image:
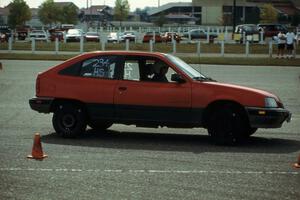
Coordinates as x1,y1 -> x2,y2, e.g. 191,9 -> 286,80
88,120 -> 112,131
52,104 -> 87,138
208,104 -> 247,145
244,127 -> 258,137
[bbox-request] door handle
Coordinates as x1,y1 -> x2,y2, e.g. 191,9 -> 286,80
118,87 -> 127,91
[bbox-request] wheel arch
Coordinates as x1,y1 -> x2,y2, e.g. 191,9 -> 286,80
50,98 -> 88,114
202,100 -> 249,128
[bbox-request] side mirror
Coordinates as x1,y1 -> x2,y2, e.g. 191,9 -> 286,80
171,73 -> 186,83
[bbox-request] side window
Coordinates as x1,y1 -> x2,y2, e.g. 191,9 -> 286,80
122,56 -> 179,83
59,62 -> 81,76
123,60 -> 140,81
80,56 -> 116,79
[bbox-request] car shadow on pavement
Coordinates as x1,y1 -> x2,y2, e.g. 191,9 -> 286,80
41,128 -> 300,154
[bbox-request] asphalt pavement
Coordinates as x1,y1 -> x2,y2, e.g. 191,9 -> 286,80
0,60 -> 299,200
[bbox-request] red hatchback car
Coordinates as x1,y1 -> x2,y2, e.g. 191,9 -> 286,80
142,32 -> 162,43
29,51 -> 291,144
161,32 -> 181,43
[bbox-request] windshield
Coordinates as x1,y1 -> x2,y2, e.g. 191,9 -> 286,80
165,54 -> 206,79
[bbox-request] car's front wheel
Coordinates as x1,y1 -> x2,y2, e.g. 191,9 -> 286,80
244,127 -> 258,137
52,104 -> 87,138
208,104 -> 247,145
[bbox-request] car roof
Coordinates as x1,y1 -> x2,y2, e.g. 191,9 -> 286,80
81,51 -> 167,57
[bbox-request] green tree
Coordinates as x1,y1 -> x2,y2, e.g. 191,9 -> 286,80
38,0 -> 60,26
260,4 -> 278,23
8,0 -> 31,29
154,13 -> 166,27
60,3 -> 78,24
114,0 -> 130,26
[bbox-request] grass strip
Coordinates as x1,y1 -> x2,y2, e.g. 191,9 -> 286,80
0,53 -> 299,66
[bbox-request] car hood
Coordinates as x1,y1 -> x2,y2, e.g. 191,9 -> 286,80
193,81 -> 280,107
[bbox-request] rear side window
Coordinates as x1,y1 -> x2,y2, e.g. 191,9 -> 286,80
80,56 -> 117,79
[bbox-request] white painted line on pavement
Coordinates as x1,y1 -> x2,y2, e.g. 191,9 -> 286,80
0,168 -> 299,175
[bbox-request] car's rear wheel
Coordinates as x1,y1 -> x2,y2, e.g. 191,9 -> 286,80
52,104 -> 87,138
208,104 -> 247,145
88,120 -> 113,131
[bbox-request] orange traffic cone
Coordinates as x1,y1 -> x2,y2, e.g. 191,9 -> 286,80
27,133 -> 48,160
293,154 -> 300,168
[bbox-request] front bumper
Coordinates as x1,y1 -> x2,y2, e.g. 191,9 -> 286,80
29,97 -> 54,113
246,107 -> 291,128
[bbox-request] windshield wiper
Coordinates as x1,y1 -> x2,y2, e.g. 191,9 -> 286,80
193,77 -> 216,82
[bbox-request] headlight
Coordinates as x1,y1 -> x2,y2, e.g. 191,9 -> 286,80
265,97 -> 278,108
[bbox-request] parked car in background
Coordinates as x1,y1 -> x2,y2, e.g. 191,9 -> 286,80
182,29 -> 218,42
161,32 -> 181,43
121,31 -> 136,42
85,32 -> 100,42
66,29 -> 84,42
0,25 -> 11,42
234,24 -> 260,43
50,31 -> 64,42
142,32 -> 162,43
29,51 -> 291,145
29,30 -> 48,41
107,32 -> 124,43
16,26 -> 31,40
235,24 -> 260,35
257,24 -> 287,38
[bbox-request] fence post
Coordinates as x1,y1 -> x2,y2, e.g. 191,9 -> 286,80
259,31 -> 264,44
293,41 -> 296,58
206,27 -> 210,44
63,31 -> 67,43
126,39 -> 129,51
31,38 -> 35,54
149,39 -> 153,52
172,40 -> 176,54
80,36 -> 84,54
55,38 -> 59,54
221,40 -> 224,57
269,41 -> 273,58
246,41 -> 249,57
197,41 -> 201,57
101,40 -> 105,51
8,37 -> 12,52
243,32 -> 246,44
10,30 -> 14,43
225,26 -> 228,42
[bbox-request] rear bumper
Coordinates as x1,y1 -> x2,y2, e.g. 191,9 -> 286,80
246,107 -> 291,128
29,97 -> 54,113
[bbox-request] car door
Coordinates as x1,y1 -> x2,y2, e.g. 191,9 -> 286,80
114,55 -> 192,124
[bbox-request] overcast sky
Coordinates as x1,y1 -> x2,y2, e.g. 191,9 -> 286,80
0,0 -> 191,11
